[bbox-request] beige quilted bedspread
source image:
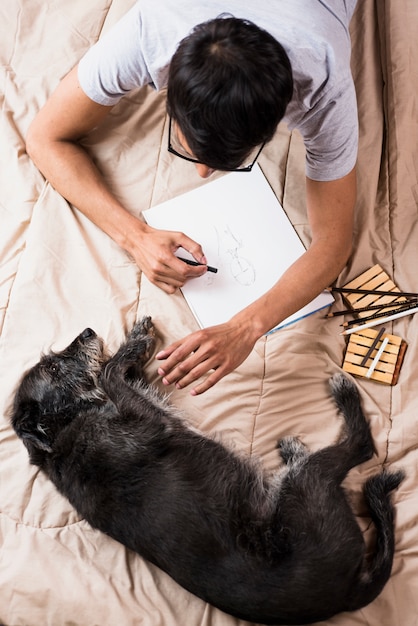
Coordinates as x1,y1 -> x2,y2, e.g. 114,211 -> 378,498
1,1 -> 418,625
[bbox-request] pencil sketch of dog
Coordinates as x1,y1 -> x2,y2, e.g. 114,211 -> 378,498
10,317 -> 404,625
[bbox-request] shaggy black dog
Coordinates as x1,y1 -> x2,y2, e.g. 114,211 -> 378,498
10,317 -> 404,625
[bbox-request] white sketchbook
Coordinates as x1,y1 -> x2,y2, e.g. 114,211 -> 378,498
143,165 -> 333,332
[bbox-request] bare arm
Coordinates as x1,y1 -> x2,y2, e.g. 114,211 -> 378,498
26,66 -> 208,292
156,167 -> 356,394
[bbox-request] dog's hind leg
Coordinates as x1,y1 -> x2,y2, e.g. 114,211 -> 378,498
326,373 -> 375,478
344,468 -> 404,611
297,374 -> 375,486
277,436 -> 308,465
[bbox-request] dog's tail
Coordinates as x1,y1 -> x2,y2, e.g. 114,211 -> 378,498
347,468 -> 404,611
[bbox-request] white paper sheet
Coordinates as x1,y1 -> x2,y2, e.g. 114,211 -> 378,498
143,165 -> 334,331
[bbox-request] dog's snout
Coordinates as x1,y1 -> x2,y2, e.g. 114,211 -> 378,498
80,328 -> 96,341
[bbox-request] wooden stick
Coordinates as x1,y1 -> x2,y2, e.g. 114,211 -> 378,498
365,337 -> 389,378
360,327 -> 386,367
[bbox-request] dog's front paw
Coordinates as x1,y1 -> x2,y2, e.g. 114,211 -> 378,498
123,316 -> 156,362
105,317 -> 156,377
128,316 -> 155,343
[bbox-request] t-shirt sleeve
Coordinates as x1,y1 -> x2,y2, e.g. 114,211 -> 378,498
77,4 -> 152,106
295,78 -> 359,181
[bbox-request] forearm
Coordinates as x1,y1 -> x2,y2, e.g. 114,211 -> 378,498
230,169 -> 356,342
231,239 -> 349,342
25,64 -> 146,257
26,135 -> 143,253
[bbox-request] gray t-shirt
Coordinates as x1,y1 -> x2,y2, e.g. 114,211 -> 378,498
78,0 -> 358,181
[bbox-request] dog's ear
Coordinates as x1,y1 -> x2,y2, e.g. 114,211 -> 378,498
12,400 -> 53,453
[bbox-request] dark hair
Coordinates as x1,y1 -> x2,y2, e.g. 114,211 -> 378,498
166,16 -> 293,170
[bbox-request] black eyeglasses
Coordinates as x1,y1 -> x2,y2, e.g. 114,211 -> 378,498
167,117 -> 264,172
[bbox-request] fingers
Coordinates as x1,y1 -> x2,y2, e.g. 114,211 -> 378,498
156,340 -> 202,385
154,280 -> 178,295
190,370 -> 224,396
152,261 -> 206,293
155,325 -> 250,395
176,233 -> 208,266
146,255 -> 204,285
159,355 -> 216,389
158,355 -> 225,395
134,226 -> 208,291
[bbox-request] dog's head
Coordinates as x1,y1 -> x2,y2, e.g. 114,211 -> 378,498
10,328 -> 107,458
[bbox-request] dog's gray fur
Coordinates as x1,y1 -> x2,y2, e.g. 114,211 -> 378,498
10,317 -> 404,625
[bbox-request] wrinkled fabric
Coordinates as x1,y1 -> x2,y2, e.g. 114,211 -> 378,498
1,1 -> 418,625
